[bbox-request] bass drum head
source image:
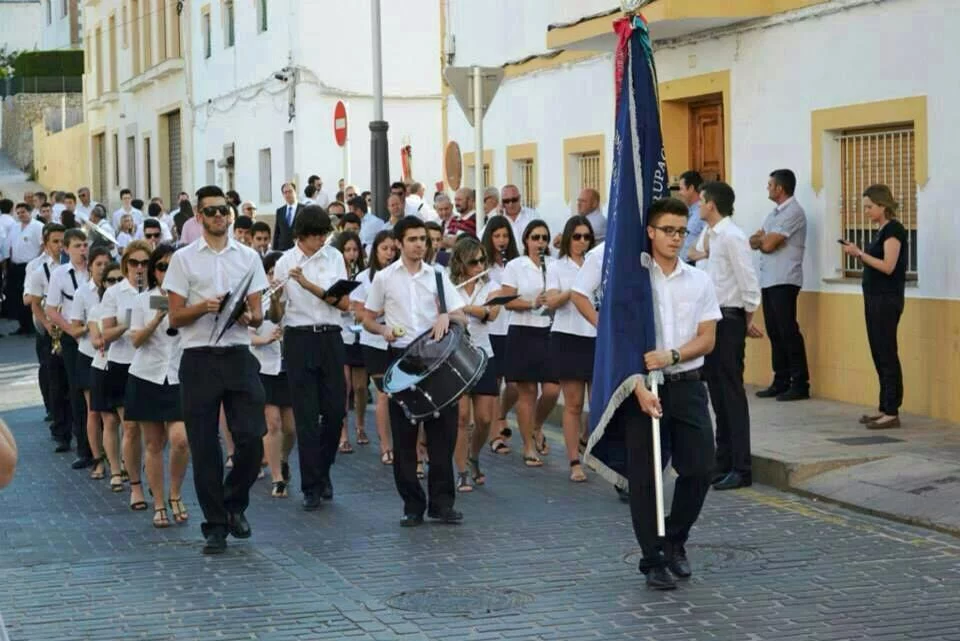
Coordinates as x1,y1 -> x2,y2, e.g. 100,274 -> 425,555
394,323 -> 465,379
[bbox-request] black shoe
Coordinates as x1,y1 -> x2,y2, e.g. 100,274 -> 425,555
641,566 -> 677,590
302,493 -> 322,512
44,412 -> 54,422
226,512 -> 251,539
400,513 -> 424,528
756,385 -> 788,398
710,470 -> 729,485
776,388 -> 810,401
663,541 -> 692,578
712,470 -> 752,491
54,440 -> 71,453
318,479 -> 333,501
71,456 -> 94,470
281,460 -> 290,483
13,327 -> 33,336
202,532 -> 228,555
615,485 -> 630,502
427,507 -> 463,524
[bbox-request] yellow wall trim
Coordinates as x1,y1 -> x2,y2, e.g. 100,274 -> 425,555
34,122 -> 91,191
658,70 -> 731,184
506,142 -> 539,205
562,134 -> 606,204
504,50 -> 602,79
811,96 -> 928,192
463,149 -> 495,188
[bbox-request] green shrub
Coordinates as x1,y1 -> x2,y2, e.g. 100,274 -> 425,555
13,51 -> 84,77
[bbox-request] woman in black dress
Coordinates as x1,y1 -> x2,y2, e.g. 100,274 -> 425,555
841,184 -> 908,429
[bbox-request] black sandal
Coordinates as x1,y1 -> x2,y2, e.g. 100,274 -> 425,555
88,456 -> 106,480
271,481 -> 288,498
499,426 -> 512,439
109,474 -> 124,493
467,457 -> 486,485
456,471 -> 473,492
129,481 -> 148,511
490,439 -> 511,455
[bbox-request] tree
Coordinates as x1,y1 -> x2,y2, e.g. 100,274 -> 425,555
0,45 -> 19,79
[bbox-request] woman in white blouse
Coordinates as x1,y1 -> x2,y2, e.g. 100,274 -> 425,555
544,216 -> 596,482
336,231 -> 369,453
350,230 -> 397,465
99,240 -> 151,511
69,246 -> 112,480
500,220 -> 560,467
87,261 -> 125,491
448,238 -> 502,491
125,244 -> 189,528
480,218 -> 520,456
253,251 -> 297,498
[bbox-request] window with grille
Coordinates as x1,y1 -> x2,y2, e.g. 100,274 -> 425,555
202,11 -> 212,58
466,164 -> 491,190
837,125 -> 917,278
223,0 -> 235,48
516,159 -> 537,208
577,152 -> 602,194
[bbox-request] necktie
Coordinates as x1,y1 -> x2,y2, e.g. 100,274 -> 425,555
287,206 -> 293,226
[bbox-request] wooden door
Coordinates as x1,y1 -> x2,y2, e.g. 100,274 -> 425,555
689,98 -> 724,181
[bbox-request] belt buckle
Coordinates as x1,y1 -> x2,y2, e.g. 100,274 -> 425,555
312,324 -> 324,333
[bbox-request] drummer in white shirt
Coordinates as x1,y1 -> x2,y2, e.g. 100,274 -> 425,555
363,216 -> 467,527
124,244 -> 190,528
544,216 -> 597,483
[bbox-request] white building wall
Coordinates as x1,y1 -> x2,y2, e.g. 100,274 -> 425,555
40,0 -> 76,50
0,1 -> 43,52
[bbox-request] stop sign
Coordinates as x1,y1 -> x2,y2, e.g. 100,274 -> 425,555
334,101 -> 347,147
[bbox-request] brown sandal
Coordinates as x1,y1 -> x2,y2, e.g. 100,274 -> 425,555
153,507 -> 171,529
168,497 -> 189,523
569,460 -> 587,483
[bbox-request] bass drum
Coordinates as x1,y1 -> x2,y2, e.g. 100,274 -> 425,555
382,323 -> 487,422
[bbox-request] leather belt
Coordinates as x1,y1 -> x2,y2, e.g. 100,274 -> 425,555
288,324 -> 341,334
720,306 -> 745,317
188,345 -> 248,356
663,368 -> 702,383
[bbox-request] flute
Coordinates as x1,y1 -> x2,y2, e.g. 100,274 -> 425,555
455,268 -> 490,289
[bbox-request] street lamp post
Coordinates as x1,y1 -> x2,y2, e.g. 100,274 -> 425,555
369,0 -> 390,221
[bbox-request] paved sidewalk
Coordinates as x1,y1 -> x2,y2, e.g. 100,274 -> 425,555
0,149 -> 45,199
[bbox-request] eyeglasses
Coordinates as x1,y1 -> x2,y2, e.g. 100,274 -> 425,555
104,277 -> 122,284
528,234 -> 549,242
651,225 -> 689,238
201,205 -> 231,217
572,233 -> 593,242
155,262 -> 169,272
467,257 -> 486,266
502,197 -> 520,204
128,258 -> 149,268
144,233 -> 161,239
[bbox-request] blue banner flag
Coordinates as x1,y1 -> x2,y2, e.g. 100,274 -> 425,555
584,15 -> 669,487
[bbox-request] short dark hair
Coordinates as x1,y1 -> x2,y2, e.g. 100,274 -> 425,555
234,215 -> 253,230
335,190 -> 344,203
679,170 -> 703,191
0,198 -> 13,214
143,218 -> 162,230
263,250 -> 284,274
304,184 -> 317,199
196,185 -> 225,208
348,195 -> 367,215
293,205 -> 333,238
148,202 -> 163,217
42,222 -> 66,241
251,221 -> 271,236
147,244 -> 176,289
327,201 -> 346,214
390,181 -> 407,193
120,188 -> 132,198
394,215 -> 425,242
226,190 -> 241,205
341,212 -> 362,228
131,199 -> 144,211
647,197 -> 689,227
308,175 -> 320,185
770,169 -> 797,196
63,228 -> 87,247
64,192 -> 76,202
15,202 -> 29,213
700,181 -> 735,217
61,211 -> 79,229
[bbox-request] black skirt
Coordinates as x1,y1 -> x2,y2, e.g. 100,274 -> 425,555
261,372 -> 292,408
123,374 -> 183,422
75,352 -> 94,391
104,362 -> 130,410
549,332 -> 596,382
489,334 -> 508,379
469,356 -> 499,396
505,325 -> 558,384
89,366 -> 112,412
362,345 -> 392,378
344,341 -> 365,368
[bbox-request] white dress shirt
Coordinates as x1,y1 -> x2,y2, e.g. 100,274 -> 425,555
250,320 -> 283,376
364,260 -> 465,349
484,208 -> 536,246
274,243 -> 347,327
648,259 -> 722,374
405,195 -> 439,223
705,217 -> 761,313
162,237 -> 268,350
572,242 -> 604,305
23,253 -> 58,300
501,255 -> 554,329
547,256 -> 596,338
585,208 -> 607,242
11,219 -> 44,264
350,268 -> 388,350
69,281 -> 100,358
135,217 -> 173,242
128,288 -> 183,385
51,203 -> 66,223
359,213 -> 387,248
486,263 -> 510,337
99,278 -> 141,364
314,190 -> 331,208
461,278 -> 496,356
111,207 -> 143,231
74,202 -> 100,223
0,213 -> 18,254
46,263 -> 89,312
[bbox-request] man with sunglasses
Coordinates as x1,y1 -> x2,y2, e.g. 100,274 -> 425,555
489,185 -> 534,245
165,185 -> 268,555
140,218 -> 165,249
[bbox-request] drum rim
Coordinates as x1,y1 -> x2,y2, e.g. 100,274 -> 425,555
381,323 -> 467,393
388,349 -> 488,420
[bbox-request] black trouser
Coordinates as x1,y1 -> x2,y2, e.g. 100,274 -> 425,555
761,284 -> 809,390
621,381 -> 714,570
705,309 -> 750,475
387,347 -> 457,516
60,335 -> 92,459
34,332 -> 53,417
179,347 -> 266,538
283,326 -> 347,496
864,292 -> 904,416
44,335 -> 73,444
8,262 -> 32,332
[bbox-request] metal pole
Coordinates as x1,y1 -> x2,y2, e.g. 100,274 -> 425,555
369,0 -> 390,220
472,66 -> 484,228
343,101 -> 351,192
650,377 -> 665,537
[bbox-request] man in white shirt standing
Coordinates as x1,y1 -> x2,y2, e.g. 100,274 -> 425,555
307,175 -> 330,208
112,189 -> 143,231
489,185 -> 534,244
273,207 -> 351,511
165,185 -> 269,555
74,187 -> 99,223
9,202 -> 45,335
363,216 -> 468,527
404,182 -> 439,222
698,182 -> 762,491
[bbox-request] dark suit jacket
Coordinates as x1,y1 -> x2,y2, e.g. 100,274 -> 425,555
273,203 -> 303,251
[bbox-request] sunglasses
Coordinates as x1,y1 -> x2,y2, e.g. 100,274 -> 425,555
201,205 -> 231,217
155,262 -> 170,272
651,225 -> 689,238
528,234 -> 549,242
572,233 -> 592,242
128,258 -> 149,268
144,233 -> 161,239
501,197 -> 520,204
467,257 -> 486,267
104,277 -> 122,284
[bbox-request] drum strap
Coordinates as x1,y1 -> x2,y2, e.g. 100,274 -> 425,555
435,271 -> 447,314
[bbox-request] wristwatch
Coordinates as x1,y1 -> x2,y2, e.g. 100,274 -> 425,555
670,349 -> 681,366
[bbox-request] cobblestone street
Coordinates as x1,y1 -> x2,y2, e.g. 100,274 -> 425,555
1,333 -> 960,640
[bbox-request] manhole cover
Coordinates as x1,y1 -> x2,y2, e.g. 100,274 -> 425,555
828,436 -> 904,445
386,587 -> 535,614
623,544 -> 760,569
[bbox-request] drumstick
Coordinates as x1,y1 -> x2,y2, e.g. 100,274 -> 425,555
650,375 -> 665,538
